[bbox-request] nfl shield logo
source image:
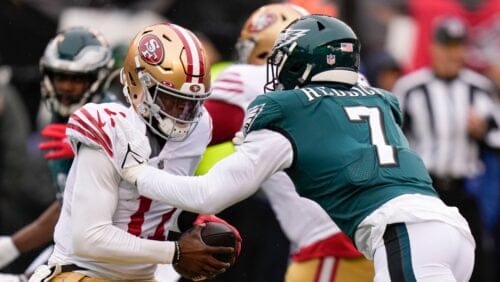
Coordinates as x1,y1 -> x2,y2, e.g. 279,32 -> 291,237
326,54 -> 336,65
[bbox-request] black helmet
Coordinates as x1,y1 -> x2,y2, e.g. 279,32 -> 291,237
265,15 -> 360,91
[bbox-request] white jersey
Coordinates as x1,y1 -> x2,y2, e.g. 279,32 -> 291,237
210,64 -> 266,110
210,64 -> 343,255
261,173 -> 340,253
49,102 -> 211,280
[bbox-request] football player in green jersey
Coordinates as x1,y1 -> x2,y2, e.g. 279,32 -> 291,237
120,15 -> 475,282
0,27 -> 116,279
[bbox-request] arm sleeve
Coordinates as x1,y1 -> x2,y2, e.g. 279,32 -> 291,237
137,129 -> 294,214
71,146 -> 175,264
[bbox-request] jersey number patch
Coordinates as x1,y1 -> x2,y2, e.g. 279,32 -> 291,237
344,106 -> 397,166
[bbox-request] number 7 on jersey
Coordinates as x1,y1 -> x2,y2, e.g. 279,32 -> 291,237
344,106 -> 397,166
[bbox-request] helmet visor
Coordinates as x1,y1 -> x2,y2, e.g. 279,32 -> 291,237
140,72 -> 206,123
154,89 -> 203,122
47,71 -> 94,105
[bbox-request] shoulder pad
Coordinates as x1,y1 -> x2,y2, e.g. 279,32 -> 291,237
379,89 -> 403,127
243,95 -> 282,135
66,103 -> 141,165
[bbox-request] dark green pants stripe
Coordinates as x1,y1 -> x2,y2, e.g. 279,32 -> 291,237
383,223 -> 416,282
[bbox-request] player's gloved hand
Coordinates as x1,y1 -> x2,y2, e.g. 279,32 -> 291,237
232,131 -> 245,145
38,123 -> 74,160
115,116 -> 151,184
174,225 -> 233,281
194,215 -> 242,257
0,236 -> 20,269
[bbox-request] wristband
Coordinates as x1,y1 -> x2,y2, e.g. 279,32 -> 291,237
173,241 -> 181,265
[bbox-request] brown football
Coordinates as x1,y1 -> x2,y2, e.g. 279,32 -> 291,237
201,222 -> 238,263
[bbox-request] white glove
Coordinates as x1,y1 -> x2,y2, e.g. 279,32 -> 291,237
232,131 -> 245,146
114,116 -> 151,184
0,237 -> 20,268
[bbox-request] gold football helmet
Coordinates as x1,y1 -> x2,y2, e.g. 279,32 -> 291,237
121,23 -> 211,141
236,3 -> 309,65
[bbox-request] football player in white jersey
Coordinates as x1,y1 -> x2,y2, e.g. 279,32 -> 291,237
201,4 -> 373,282
29,23 -> 237,282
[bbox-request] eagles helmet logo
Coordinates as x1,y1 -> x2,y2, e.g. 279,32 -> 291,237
274,29 -> 308,49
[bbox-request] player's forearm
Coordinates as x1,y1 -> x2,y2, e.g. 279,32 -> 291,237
12,201 -> 61,253
71,147 -> 176,264
72,223 -> 176,264
137,153 -> 260,214
137,130 -> 294,213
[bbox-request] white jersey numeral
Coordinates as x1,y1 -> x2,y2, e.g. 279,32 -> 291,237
344,106 -> 397,166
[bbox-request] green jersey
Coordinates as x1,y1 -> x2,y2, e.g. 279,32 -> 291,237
244,83 -> 438,238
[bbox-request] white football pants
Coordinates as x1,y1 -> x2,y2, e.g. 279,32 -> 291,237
373,221 -> 474,282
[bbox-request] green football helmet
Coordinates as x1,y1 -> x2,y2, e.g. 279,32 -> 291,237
40,27 -> 114,117
265,15 -> 360,91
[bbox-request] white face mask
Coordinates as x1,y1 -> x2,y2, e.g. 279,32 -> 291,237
235,39 -> 256,64
135,71 -> 205,141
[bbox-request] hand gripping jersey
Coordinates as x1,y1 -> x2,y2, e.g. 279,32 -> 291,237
244,83 -> 438,239
50,102 -> 211,279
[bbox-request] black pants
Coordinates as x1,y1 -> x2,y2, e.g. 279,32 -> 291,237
431,175 -> 483,282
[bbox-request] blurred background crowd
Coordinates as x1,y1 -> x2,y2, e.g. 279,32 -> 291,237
0,0 -> 499,281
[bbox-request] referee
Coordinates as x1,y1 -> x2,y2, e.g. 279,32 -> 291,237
393,17 -> 500,282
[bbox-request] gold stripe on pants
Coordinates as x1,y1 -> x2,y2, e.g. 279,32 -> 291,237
285,256 -> 374,282
49,272 -> 157,282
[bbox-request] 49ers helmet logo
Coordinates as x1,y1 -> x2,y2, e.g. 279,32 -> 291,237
138,34 -> 164,65
248,13 -> 277,32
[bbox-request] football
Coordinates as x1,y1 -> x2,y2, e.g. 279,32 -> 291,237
201,222 -> 238,263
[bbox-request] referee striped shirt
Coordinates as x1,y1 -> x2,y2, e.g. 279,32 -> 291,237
393,67 -> 500,178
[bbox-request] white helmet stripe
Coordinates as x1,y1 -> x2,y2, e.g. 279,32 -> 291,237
287,4 -> 310,16
170,24 -> 205,83
189,31 -> 206,84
